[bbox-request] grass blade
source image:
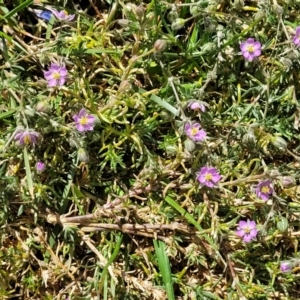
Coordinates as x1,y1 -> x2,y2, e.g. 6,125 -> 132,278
23,147 -> 34,199
153,239 -> 175,300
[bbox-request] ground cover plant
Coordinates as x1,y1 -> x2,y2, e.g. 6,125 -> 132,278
1,0 -> 300,299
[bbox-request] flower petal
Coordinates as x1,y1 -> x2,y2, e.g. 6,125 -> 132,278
247,220 -> 256,229
236,229 -> 245,237
243,234 -> 253,242
238,220 -> 247,228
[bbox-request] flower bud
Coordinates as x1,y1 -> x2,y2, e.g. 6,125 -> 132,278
271,136 -> 287,149
272,4 -> 283,15
277,217 -> 288,232
280,261 -> 294,272
242,131 -> 256,145
69,136 -> 79,148
78,148 -> 89,162
35,161 -> 46,173
24,105 -> 36,117
36,100 -> 51,113
254,10 -> 265,21
119,80 -> 132,92
117,19 -> 130,28
281,176 -> 295,187
190,6 -> 200,16
167,8 -> 178,22
146,12 -> 155,22
184,139 -> 195,152
165,145 -> 177,155
154,39 -> 167,53
135,5 -> 144,19
187,100 -> 206,112
179,183 -> 194,189
171,18 -> 185,30
124,3 -> 135,12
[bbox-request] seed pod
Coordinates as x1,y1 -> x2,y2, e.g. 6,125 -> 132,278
271,136 -> 287,149
24,105 -> 35,117
78,148 -> 89,163
165,145 -> 177,155
135,5 -> 144,19
36,100 -> 51,113
154,39 -> 167,53
171,18 -> 185,30
184,139 -> 196,152
281,176 -> 295,187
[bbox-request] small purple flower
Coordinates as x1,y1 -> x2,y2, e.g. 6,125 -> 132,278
280,261 -> 293,273
240,38 -> 261,61
196,166 -> 221,188
185,123 -> 206,142
255,180 -> 273,201
31,9 -> 53,21
293,27 -> 300,46
236,220 -> 258,243
73,109 -> 95,132
36,161 -> 46,173
44,63 -> 68,87
52,10 -> 75,21
188,101 -> 206,112
15,129 -> 39,145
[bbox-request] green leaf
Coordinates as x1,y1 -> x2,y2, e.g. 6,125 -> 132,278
99,234 -> 123,292
139,88 -> 179,116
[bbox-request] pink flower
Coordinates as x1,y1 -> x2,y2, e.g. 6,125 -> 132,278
280,261 -> 293,273
15,129 -> 39,145
73,109 -> 95,132
293,27 -> 300,46
196,166 -> 221,188
255,180 -> 273,201
236,220 -> 258,242
52,10 -> 75,21
44,63 -> 68,87
36,161 -> 46,173
184,123 -> 206,142
188,101 -> 206,112
240,38 -> 261,61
